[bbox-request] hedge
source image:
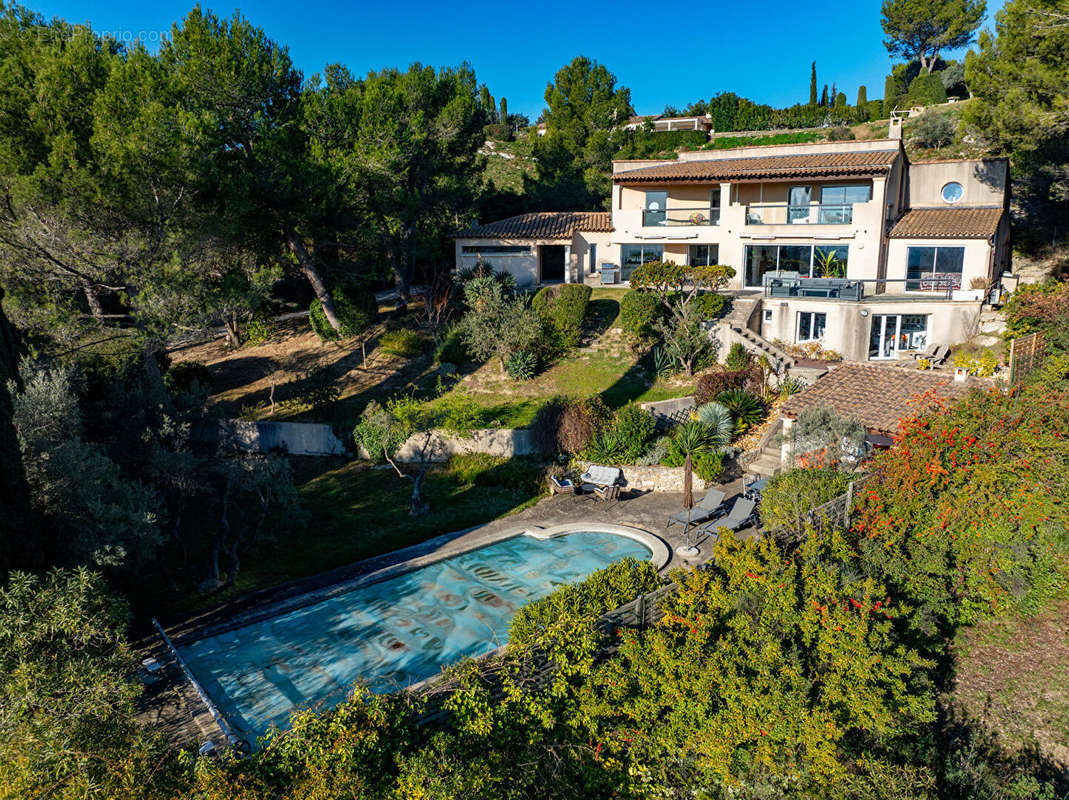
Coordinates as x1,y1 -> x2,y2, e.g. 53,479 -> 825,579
620,290 -> 662,338
310,286 -> 378,341
532,283 -> 592,353
760,467 -> 852,532
906,73 -> 947,107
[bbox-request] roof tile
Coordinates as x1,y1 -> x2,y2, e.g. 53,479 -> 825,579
780,363 -> 976,436
614,150 -> 899,184
455,212 -> 612,240
888,207 -> 1003,239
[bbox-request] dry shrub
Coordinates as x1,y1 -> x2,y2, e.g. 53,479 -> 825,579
530,397 -> 608,456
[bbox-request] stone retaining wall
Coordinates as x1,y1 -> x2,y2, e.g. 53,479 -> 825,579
578,460 -> 709,493
222,420 -> 347,456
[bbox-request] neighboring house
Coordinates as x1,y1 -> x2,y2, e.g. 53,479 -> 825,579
758,362 -> 978,473
452,212 -> 613,288
620,114 -> 715,134
457,128 -> 1011,363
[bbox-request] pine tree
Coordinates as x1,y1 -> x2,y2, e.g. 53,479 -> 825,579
809,62 -> 818,105
857,85 -> 868,106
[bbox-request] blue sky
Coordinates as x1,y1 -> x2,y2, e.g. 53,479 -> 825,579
32,0 -> 1003,119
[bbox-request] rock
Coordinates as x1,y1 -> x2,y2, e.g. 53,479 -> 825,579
971,334 -> 1001,348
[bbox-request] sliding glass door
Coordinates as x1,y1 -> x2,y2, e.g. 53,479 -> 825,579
869,314 -> 929,359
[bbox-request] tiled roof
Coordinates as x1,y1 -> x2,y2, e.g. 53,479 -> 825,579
614,149 -> 899,184
888,207 -> 1003,239
455,212 -> 612,240
780,363 -> 975,436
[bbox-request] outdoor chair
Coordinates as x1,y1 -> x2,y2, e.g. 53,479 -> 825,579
665,488 -> 726,531
591,484 -> 621,503
580,465 -> 623,491
696,497 -> 756,536
548,476 -> 575,495
913,343 -> 950,365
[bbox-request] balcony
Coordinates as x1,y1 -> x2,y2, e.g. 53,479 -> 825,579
764,275 -> 969,302
641,206 -> 720,227
765,276 -> 865,301
745,202 -> 857,226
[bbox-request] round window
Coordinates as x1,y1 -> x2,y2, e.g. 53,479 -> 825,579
941,181 -> 964,203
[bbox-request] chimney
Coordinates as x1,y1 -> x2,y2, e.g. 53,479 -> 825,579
888,110 -> 903,140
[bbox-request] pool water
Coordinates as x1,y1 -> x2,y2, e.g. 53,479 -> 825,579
179,531 -> 651,741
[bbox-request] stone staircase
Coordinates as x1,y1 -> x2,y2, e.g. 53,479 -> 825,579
741,417 -> 785,478
721,295 -> 796,374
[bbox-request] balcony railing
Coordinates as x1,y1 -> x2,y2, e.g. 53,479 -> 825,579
745,202 -> 857,225
763,275 -> 965,302
764,277 -> 865,301
642,207 -> 720,227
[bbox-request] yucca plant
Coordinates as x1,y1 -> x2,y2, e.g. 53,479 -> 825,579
651,345 -> 675,378
716,389 -> 765,433
583,429 -> 628,464
505,351 -> 536,381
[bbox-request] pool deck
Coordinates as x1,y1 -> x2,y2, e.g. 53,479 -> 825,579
137,479 -> 758,750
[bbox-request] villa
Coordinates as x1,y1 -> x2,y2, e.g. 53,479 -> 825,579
455,130 -> 1012,364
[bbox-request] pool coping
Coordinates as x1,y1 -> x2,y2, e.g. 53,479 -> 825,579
172,521 -> 670,646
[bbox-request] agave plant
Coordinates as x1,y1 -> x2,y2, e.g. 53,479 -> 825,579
505,351 -> 536,381
716,389 -> 765,432
695,402 -> 734,446
651,345 -> 675,378
582,429 -> 628,464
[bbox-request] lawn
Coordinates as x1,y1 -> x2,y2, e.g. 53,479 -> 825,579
170,455 -> 545,615
425,287 -> 693,428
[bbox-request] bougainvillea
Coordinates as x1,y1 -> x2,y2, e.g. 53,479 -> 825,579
852,382 -> 1069,630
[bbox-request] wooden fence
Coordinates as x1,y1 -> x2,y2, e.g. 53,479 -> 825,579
1008,332 -> 1047,385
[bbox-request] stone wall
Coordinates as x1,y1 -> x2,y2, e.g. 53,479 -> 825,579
386,428 -> 536,463
578,460 -> 709,493
222,420 -> 347,456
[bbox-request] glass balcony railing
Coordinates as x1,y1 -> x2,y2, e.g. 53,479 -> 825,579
744,202 -> 856,225
642,207 -> 720,227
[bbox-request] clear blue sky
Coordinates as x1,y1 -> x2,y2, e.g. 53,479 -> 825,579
31,0 -> 1003,119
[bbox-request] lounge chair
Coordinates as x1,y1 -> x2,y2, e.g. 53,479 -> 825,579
913,343 -> 950,365
665,488 -> 726,531
696,497 -> 756,536
580,465 -> 623,492
548,476 -> 575,495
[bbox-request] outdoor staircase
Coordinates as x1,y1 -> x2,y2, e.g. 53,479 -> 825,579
721,295 -> 796,374
742,417 -> 785,478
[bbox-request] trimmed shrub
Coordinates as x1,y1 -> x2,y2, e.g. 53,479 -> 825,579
761,467 -> 852,532
620,290 -> 662,338
725,342 -> 752,371
508,557 -> 662,648
532,283 -> 592,353
378,329 -> 424,358
693,450 -> 725,482
163,361 -> 213,394
907,73 -> 947,107
245,316 -> 276,345
433,325 -> 468,365
310,286 -> 378,341
611,403 -> 655,463
692,291 -> 726,319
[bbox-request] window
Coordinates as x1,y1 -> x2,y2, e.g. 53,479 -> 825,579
763,309 -> 773,322
906,246 -> 964,291
644,190 -> 667,226
744,244 -> 850,286
688,244 -> 718,266
461,245 -> 531,254
621,244 -> 663,281
819,184 -> 871,223
797,311 -> 826,342
941,182 -> 964,203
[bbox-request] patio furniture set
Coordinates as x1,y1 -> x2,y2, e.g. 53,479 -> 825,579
548,465 -> 624,503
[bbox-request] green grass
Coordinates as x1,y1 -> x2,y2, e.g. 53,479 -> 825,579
482,137 -> 536,193
171,455 -> 545,614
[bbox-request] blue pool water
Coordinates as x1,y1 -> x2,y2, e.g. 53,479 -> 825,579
178,531 -> 651,742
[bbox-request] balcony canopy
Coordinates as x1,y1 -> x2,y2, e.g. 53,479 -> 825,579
613,149 -> 899,186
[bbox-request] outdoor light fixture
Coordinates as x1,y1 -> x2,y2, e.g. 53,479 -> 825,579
859,309 -> 870,317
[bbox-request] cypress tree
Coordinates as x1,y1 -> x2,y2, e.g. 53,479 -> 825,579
480,86 -> 495,120
835,92 -> 847,107
820,84 -> 829,106
499,96 -> 507,124
857,85 -> 867,106
809,61 -> 818,105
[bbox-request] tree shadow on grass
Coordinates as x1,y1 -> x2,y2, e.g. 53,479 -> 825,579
582,297 -> 620,343
599,349 -> 659,409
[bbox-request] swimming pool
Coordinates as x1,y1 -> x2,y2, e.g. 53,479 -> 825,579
177,528 -> 656,742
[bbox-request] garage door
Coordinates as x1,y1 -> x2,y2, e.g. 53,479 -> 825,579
459,245 -> 538,288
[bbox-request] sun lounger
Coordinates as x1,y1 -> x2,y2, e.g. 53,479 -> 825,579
665,488 -> 726,531
696,497 -> 756,536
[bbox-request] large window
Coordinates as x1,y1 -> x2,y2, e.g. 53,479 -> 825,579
644,191 -> 667,226
797,311 -> 826,342
621,244 -> 663,281
744,244 -> 849,287
819,184 -> 871,223
906,246 -> 964,291
688,244 -> 719,266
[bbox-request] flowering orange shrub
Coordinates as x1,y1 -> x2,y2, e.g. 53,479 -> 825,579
852,382 -> 1069,627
